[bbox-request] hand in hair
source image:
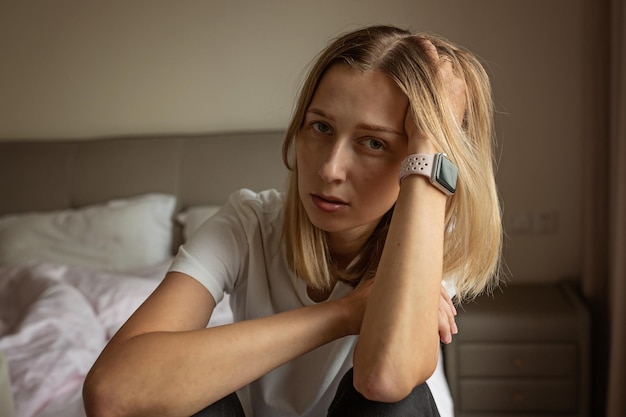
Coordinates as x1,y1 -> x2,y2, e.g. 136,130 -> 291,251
420,38 -> 467,127
404,38 -> 468,154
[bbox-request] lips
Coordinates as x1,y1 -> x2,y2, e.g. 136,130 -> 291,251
311,194 -> 349,213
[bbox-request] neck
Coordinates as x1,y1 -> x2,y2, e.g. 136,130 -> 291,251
326,228 -> 372,267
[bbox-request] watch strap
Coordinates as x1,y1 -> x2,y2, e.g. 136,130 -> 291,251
399,154 -> 435,183
399,153 -> 458,195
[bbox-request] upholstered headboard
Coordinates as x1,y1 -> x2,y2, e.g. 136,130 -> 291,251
0,130 -> 288,248
0,130 -> 287,214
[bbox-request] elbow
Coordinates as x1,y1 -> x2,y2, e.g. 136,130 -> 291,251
353,371 -> 412,403
83,367 -> 127,417
353,358 -> 438,403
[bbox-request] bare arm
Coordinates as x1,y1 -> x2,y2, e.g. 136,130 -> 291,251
353,172 -> 447,402
353,40 -> 466,402
83,272 -> 351,417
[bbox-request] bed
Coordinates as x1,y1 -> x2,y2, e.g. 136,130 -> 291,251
0,130 -> 454,417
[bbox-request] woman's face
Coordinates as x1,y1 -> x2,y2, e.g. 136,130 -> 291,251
296,64 -> 409,257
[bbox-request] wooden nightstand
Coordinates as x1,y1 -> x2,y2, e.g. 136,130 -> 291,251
443,283 -> 590,417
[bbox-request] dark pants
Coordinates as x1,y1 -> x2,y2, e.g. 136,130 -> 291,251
192,368 -> 441,417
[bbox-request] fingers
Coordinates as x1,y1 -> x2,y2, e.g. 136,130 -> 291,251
438,285 -> 458,344
415,37 -> 439,63
414,36 -> 453,69
414,37 -> 467,127
440,284 -> 457,317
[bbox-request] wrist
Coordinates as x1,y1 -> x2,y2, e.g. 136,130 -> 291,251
328,296 -> 363,337
399,153 -> 458,195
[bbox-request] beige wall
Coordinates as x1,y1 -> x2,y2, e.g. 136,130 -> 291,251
0,0 -> 594,285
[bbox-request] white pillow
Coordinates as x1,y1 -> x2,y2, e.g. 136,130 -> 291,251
176,205 -> 221,241
0,194 -> 176,272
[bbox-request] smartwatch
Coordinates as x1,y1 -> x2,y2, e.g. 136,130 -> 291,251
399,153 -> 458,195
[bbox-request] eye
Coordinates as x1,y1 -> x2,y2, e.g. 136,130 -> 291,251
363,138 -> 384,151
311,121 -> 332,135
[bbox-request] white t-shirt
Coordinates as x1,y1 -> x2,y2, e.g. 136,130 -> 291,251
169,189 -> 453,417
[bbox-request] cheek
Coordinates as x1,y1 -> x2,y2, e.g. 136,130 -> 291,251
295,148 -> 315,200
296,147 -> 312,181
295,137 -> 312,167
356,169 -> 401,209
296,139 -> 327,184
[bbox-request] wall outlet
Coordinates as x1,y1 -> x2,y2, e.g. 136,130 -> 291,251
508,211 -> 559,234
510,212 -> 533,233
532,210 -> 559,233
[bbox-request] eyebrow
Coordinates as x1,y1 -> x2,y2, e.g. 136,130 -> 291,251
306,107 -> 405,137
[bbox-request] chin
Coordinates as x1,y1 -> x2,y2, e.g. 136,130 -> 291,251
305,212 -> 347,234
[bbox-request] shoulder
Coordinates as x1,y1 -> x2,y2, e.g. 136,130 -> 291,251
229,188 -> 284,206
223,189 -> 285,238
227,189 -> 284,221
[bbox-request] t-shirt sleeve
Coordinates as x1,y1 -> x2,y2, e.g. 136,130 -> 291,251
168,190 -> 258,304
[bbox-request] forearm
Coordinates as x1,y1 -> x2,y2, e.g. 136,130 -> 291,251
353,174 -> 447,401
85,301 -> 348,417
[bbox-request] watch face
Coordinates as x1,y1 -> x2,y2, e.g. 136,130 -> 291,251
434,154 -> 458,195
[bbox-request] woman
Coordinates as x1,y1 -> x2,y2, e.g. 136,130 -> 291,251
83,25 -> 502,417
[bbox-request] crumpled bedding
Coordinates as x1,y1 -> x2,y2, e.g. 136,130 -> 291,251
0,261 -> 168,417
0,261 -> 452,417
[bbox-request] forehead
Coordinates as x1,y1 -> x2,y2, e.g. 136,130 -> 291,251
308,64 -> 408,128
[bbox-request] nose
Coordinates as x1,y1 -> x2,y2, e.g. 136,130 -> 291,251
318,140 -> 349,183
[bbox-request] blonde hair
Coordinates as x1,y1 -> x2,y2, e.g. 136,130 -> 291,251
282,25 -> 502,302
